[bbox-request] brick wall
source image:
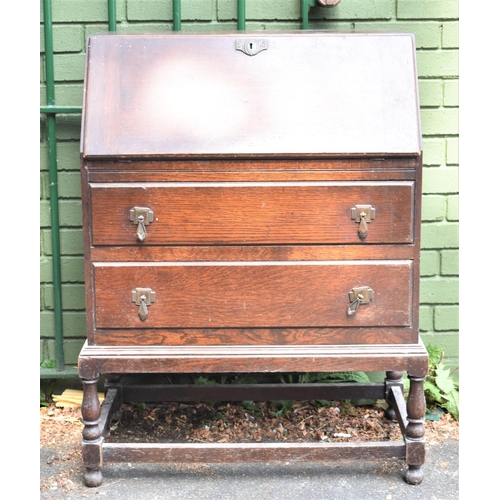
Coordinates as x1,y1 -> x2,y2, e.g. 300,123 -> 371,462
40,0 -> 459,373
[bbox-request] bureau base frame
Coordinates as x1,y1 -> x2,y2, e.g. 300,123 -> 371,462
78,342 -> 428,487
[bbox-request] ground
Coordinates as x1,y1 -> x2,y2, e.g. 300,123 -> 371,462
40,399 -> 458,494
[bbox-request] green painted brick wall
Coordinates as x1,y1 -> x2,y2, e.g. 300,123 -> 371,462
446,138 -> 459,165
422,196 -> 446,222
40,0 -> 459,372
441,250 -> 459,276
420,251 -> 440,277
397,1 -> 458,20
423,167 -> 458,194
421,138 -> 445,166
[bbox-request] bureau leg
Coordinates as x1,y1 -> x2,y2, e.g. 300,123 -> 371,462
81,377 -> 103,487
384,371 -> 404,421
404,374 -> 426,485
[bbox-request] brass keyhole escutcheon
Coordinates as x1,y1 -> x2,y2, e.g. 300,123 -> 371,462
236,39 -> 268,56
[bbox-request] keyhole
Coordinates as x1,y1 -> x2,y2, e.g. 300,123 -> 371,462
249,42 -> 253,49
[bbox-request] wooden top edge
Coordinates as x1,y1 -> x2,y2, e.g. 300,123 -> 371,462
79,340 -> 428,358
82,152 -> 422,160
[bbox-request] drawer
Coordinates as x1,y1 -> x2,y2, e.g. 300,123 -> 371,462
93,261 -> 412,329
90,182 -> 414,245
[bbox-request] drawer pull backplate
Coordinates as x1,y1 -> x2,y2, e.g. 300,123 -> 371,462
131,288 -> 156,321
129,207 -> 154,241
347,286 -> 374,316
351,205 -> 375,238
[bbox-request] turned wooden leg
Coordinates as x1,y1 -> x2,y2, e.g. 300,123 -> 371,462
384,371 -> 404,421
404,374 -> 426,485
81,377 -> 103,487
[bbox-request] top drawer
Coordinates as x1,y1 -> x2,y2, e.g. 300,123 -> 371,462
89,181 -> 414,246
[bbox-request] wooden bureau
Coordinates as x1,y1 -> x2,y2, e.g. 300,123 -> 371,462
78,31 -> 428,487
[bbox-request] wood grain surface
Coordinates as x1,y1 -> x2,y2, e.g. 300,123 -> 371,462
93,260 -> 412,329
90,181 -> 414,245
82,33 -> 421,158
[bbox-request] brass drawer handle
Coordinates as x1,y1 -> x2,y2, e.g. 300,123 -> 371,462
351,205 -> 375,238
129,207 -> 154,241
132,288 -> 156,321
347,286 -> 374,315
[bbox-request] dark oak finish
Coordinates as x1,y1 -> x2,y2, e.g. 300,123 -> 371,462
90,181 -> 414,245
85,158 -> 420,173
82,33 -> 421,158
103,441 -> 407,464
90,244 -> 416,264
78,342 -> 429,380
78,31 -> 427,487
93,261 -> 412,329
121,382 -> 386,403
93,327 -> 417,347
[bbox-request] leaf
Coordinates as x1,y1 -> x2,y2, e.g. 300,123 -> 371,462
297,372 -> 370,384
424,381 -> 443,404
271,400 -> 294,416
40,359 -> 56,369
442,390 -> 460,421
321,372 -> 371,384
133,402 -> 147,414
234,375 -> 263,385
435,364 -> 455,394
194,376 -> 216,385
240,401 -> 263,418
425,344 -> 443,368
40,391 -> 50,407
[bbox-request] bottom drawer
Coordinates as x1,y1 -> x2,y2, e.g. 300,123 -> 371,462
93,261 -> 412,330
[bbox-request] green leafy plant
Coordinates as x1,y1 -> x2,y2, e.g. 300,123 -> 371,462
192,374 -> 231,385
193,375 -> 218,385
270,399 -> 295,417
132,402 -> 147,415
423,345 -> 459,421
40,390 -> 51,407
297,371 -> 370,384
40,359 -> 56,369
276,371 -> 370,385
40,360 -> 56,407
240,401 -> 263,418
271,371 -> 373,415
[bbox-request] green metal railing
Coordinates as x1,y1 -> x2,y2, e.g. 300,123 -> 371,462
40,0 -> 122,376
40,0 -> 324,376
302,0 -> 316,29
42,0 -> 69,373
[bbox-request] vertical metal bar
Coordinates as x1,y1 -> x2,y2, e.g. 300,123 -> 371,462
302,0 -> 310,29
42,0 -> 65,371
173,0 -> 181,31
108,0 -> 117,32
237,0 -> 246,31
